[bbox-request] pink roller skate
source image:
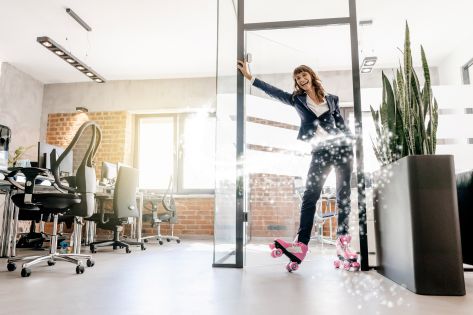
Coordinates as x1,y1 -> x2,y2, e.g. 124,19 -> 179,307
269,239 -> 308,272
333,234 -> 360,271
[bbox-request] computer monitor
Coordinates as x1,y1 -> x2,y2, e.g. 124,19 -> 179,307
0,125 -> 11,171
37,142 -> 73,175
101,161 -> 118,185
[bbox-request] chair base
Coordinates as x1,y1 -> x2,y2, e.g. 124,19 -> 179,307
6,214 -> 93,277
141,223 -> 181,245
90,239 -> 145,253
7,252 -> 94,277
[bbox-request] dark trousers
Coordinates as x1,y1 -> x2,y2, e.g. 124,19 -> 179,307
297,140 -> 354,245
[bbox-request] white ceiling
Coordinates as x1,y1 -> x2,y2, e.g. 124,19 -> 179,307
0,0 -> 472,84
0,0 -> 217,83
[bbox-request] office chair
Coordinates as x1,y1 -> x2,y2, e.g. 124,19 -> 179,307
6,121 -> 101,277
293,177 -> 338,245
142,177 -> 180,245
88,166 -> 146,253
456,170 -> 473,267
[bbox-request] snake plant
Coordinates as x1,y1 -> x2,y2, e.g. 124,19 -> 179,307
370,22 -> 438,166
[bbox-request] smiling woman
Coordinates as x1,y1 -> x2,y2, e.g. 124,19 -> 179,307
237,59 -> 359,270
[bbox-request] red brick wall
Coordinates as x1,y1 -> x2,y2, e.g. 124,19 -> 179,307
142,197 -> 214,236
46,111 -> 215,238
248,173 -> 337,239
45,112 -> 337,239
249,173 -> 299,238
46,111 -> 133,177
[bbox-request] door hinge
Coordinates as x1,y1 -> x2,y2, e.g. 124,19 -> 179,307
243,212 -> 248,222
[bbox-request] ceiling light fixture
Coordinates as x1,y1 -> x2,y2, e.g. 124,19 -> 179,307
66,8 -> 92,32
361,56 -> 377,74
362,56 -> 377,67
37,36 -> 105,83
75,106 -> 89,113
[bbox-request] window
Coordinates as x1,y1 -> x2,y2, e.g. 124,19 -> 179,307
136,113 -> 216,193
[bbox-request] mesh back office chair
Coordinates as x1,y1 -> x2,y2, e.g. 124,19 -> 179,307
456,170 -> 473,266
6,121 -> 101,277
294,177 -> 338,245
88,166 -> 145,253
142,177 -> 180,245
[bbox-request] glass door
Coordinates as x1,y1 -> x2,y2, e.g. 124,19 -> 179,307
214,0 -> 367,270
213,0 -> 242,267
244,24 -> 361,267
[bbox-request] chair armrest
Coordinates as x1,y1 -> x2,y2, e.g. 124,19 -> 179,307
6,167 -> 52,192
161,197 -> 176,213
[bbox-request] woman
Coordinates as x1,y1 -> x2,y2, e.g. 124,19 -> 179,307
237,60 -> 360,271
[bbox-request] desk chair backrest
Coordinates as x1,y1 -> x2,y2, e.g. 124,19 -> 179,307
51,121 -> 102,218
113,166 -> 140,219
456,170 -> 473,264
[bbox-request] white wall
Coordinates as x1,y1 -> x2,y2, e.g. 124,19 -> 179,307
40,77 -> 217,141
438,39 -> 473,85
0,62 -> 44,160
251,67 -> 439,104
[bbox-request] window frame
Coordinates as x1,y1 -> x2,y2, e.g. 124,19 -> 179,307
134,113 -> 216,195
462,57 -> 473,85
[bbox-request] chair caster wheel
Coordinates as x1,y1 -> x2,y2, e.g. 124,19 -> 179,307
166,238 -> 171,242
113,245 -> 117,250
176,239 -> 181,244
7,263 -> 16,272
141,245 -> 146,251
126,248 -> 131,254
86,259 -> 95,267
90,246 -> 96,253
76,265 -> 85,274
47,260 -> 56,266
21,268 -> 31,277
158,241 -> 163,245
144,239 -> 149,243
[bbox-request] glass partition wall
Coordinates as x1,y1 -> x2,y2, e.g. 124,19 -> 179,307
213,0 -> 240,266
214,0 -> 367,269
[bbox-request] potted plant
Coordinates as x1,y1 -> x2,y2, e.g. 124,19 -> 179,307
8,144 -> 35,168
370,22 -> 465,296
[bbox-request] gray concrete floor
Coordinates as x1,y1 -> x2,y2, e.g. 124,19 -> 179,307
0,240 -> 472,315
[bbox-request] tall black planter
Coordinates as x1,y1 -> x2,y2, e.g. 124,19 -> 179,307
374,155 -> 465,296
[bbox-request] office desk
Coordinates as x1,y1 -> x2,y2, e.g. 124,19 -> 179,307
85,191 -> 144,244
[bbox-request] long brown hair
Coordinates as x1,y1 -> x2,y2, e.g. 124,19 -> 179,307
293,65 -> 325,102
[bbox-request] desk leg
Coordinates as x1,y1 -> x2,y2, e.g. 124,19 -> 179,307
0,190 -> 13,257
2,191 -> 16,258
137,193 -> 143,242
85,220 -> 96,245
89,222 -> 96,244
10,204 -> 19,257
84,221 -> 90,245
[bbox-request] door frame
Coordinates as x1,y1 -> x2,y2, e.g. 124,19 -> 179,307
215,0 -> 368,271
